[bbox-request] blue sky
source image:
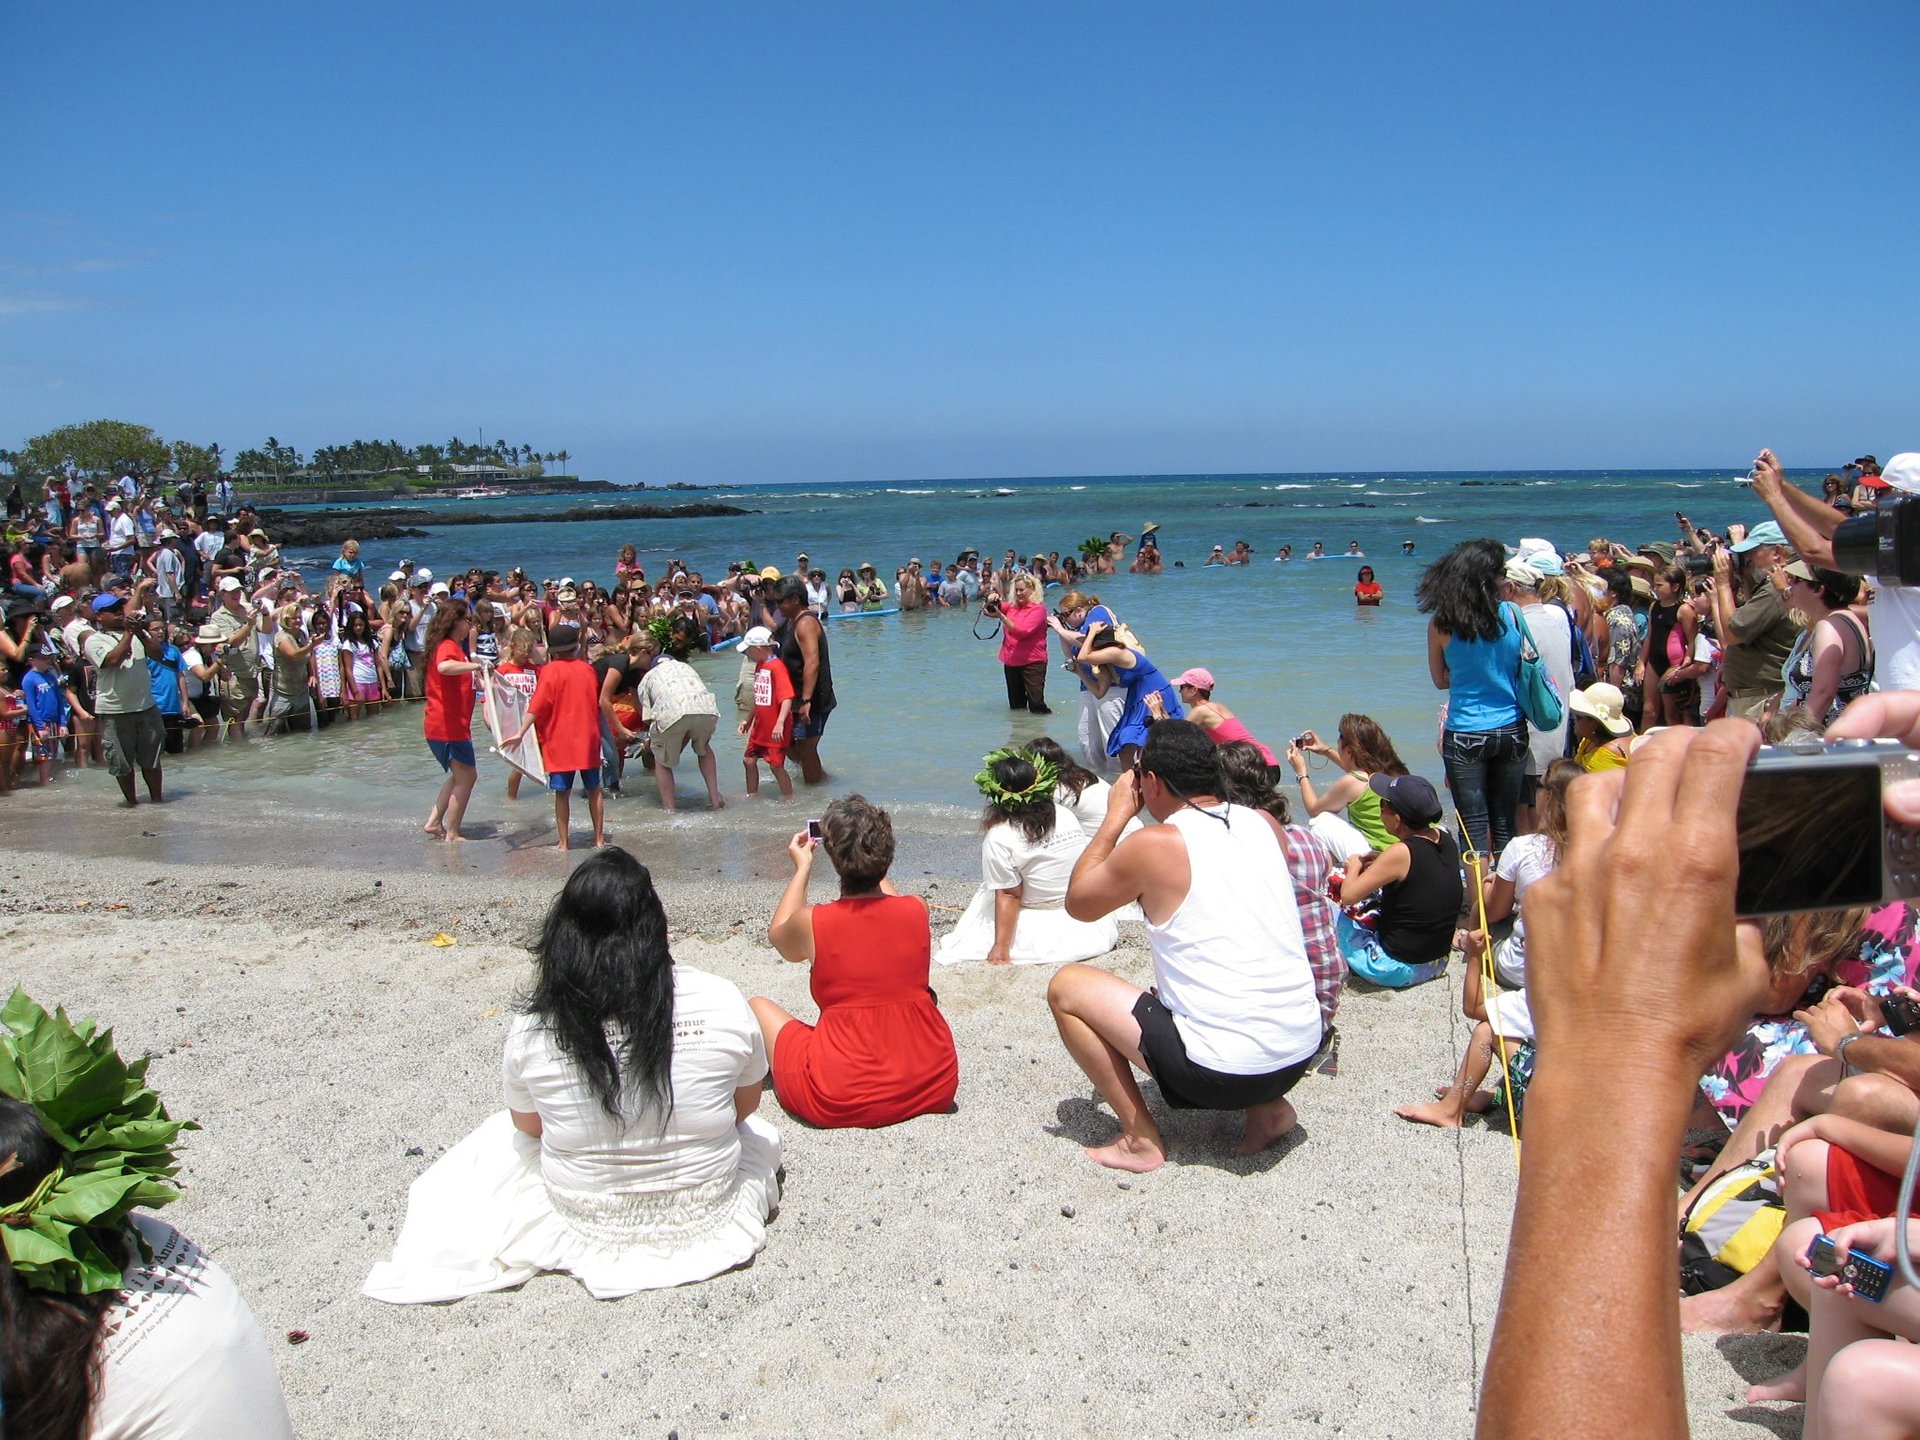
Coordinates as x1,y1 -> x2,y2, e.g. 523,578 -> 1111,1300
6,3 -> 1915,483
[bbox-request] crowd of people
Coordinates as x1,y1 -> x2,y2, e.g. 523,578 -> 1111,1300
12,448 -> 1920,1439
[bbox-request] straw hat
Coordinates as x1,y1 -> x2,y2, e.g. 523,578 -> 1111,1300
1568,683 -> 1633,736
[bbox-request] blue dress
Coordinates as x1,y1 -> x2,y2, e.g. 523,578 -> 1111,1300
1106,648 -> 1184,754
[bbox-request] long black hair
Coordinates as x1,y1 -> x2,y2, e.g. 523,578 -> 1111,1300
1216,740 -> 1291,822
1415,538 -> 1509,642
1,1098 -> 128,1440
523,848 -> 675,1122
1024,735 -> 1096,802
980,751 -> 1058,844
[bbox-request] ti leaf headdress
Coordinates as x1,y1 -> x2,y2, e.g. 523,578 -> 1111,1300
1077,535 -> 1108,559
974,747 -> 1061,811
0,989 -> 196,1294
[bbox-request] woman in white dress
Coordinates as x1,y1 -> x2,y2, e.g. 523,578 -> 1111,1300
365,848 -> 781,1303
0,1007 -> 292,1440
936,747 -> 1120,967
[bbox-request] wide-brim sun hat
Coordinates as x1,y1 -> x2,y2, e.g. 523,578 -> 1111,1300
1568,683 -> 1633,736
195,624 -> 225,645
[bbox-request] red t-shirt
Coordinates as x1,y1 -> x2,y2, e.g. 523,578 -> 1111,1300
750,657 -> 796,747
527,657 -> 602,773
423,639 -> 473,741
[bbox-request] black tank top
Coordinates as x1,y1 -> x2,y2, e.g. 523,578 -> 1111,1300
1377,829 -> 1462,965
776,612 -> 835,718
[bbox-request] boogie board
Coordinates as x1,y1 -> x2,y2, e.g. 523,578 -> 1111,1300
827,608 -> 899,620
712,635 -> 744,651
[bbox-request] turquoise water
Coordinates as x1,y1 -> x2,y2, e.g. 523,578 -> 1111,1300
143,468 -> 1780,850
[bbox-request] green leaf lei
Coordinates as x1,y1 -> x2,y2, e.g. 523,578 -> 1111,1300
0,989 -> 197,1294
973,747 -> 1061,811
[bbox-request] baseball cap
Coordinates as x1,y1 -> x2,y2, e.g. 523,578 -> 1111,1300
1368,772 -> 1443,827
742,625 -> 775,649
1503,558 -> 1543,587
50,595 -> 74,612
388,569 -> 407,582
89,594 -> 124,613
415,567 -> 433,583
1881,453 -> 1920,496
1172,667 -> 1216,691
428,581 -> 449,597
1729,520 -> 1789,553
217,576 -> 243,593
759,566 -> 781,581
1783,560 -> 1818,583
546,623 -> 581,653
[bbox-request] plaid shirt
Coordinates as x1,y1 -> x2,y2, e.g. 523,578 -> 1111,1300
1282,823 -> 1344,1029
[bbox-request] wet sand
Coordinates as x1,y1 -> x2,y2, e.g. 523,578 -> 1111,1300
3,828 -> 1785,1437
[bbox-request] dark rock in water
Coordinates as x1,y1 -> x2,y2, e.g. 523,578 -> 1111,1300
1337,501 -> 1376,508
257,501 -> 756,548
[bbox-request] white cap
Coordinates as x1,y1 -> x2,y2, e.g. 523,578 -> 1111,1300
388,569 -> 407,581
742,626 -> 775,648
217,577 -> 243,593
50,594 -> 74,611
429,581 -> 450,597
560,575 -> 576,587
1884,453 -> 1920,496
414,567 -> 433,583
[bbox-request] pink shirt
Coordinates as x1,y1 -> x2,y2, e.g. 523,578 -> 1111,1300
1207,712 -> 1278,766
997,601 -> 1049,667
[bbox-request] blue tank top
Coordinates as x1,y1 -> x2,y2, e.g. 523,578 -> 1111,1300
1444,606 -> 1524,731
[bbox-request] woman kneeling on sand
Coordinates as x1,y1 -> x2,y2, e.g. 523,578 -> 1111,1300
935,747 -> 1119,967
751,796 -> 960,1128
365,849 -> 781,1302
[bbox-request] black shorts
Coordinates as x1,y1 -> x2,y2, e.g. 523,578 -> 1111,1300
1133,991 -> 1317,1111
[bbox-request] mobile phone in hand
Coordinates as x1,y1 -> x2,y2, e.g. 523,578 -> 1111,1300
806,819 -> 822,842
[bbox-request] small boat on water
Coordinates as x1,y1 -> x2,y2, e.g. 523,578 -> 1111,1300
994,487 -> 1016,497
453,486 -> 509,499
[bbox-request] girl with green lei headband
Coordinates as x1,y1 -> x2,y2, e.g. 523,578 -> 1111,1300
934,748 -> 1121,968
0,990 -> 291,1440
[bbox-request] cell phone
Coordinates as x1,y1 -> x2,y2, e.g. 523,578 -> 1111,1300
1806,1233 -> 1893,1302
805,819 -> 822,842
1882,993 -> 1920,1037
1736,740 -> 1920,917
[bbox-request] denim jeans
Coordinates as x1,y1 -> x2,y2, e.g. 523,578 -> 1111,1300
1441,721 -> 1528,859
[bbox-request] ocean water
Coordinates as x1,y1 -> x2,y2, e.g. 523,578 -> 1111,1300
58,468 -> 1782,868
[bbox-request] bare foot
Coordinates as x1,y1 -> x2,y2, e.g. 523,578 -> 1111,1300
593,834 -> 609,847
1746,1364 -> 1806,1404
709,795 -> 726,810
1394,1099 -> 1464,1129
555,839 -> 571,852
1678,1287 -> 1784,1334
1085,1134 -> 1166,1173
442,831 -> 463,844
423,819 -> 445,837
1235,1097 -> 1297,1155
1463,1091 -> 1496,1115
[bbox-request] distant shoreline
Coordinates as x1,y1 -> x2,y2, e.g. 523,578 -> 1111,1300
257,499 -> 755,547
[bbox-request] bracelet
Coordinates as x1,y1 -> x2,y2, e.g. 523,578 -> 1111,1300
1835,1032 -> 1866,1073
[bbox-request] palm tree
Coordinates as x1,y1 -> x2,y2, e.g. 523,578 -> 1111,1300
557,448 -> 570,476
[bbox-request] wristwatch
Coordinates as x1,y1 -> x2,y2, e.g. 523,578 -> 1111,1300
1835,1032 -> 1866,1073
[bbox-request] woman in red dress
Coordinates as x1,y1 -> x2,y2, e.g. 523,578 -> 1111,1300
751,795 -> 959,1128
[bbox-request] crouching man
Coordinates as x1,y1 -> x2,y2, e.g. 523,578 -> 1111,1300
1049,719 -> 1323,1172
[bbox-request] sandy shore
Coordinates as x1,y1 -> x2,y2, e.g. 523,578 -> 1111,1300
3,841 -> 1793,1438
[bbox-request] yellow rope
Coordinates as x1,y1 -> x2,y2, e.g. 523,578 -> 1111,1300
1456,810 -> 1523,1164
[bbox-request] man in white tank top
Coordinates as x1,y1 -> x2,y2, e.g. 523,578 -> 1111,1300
1052,720 -> 1324,1172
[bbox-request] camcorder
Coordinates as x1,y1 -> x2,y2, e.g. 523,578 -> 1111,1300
1833,495 -> 1920,587
1736,739 -> 1920,917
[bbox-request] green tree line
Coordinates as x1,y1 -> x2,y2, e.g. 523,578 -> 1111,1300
0,420 -> 571,484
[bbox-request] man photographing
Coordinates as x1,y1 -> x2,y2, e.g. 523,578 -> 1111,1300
1049,719 -> 1322,1172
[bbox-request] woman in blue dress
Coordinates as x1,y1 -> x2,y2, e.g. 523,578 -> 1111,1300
1072,625 -> 1183,766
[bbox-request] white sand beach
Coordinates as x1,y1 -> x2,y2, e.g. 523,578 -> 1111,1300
4,841 -> 1793,1438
